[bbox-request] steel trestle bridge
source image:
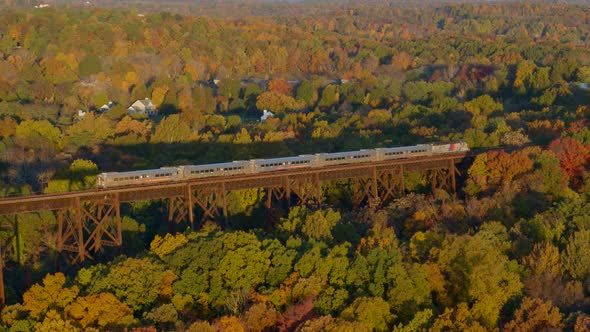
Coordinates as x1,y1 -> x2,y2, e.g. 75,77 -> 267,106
0,152 -> 468,264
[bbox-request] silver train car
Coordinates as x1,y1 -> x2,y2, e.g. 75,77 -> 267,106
179,161 -> 252,179
96,142 -> 469,188
96,167 -> 180,188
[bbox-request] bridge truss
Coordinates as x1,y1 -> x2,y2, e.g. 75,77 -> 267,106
0,153 -> 465,264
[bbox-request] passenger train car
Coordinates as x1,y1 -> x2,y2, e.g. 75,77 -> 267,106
96,142 -> 469,188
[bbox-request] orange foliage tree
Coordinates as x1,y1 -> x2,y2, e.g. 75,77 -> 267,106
548,137 -> 590,181
268,77 -> 293,96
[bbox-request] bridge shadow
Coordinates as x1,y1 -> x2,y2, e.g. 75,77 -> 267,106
1,127 -> 448,194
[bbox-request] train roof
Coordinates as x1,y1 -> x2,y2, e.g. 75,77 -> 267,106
254,155 -> 315,163
99,168 -> 178,177
179,161 -> 249,169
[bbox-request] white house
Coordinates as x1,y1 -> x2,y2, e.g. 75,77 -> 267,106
261,109 -> 274,122
127,98 -> 157,117
98,101 -> 114,113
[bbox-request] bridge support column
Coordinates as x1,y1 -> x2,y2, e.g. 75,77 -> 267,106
56,194 -> 121,264
352,177 -> 373,208
290,174 -> 323,207
430,160 -> 460,193
167,196 -> 189,232
376,165 -> 405,203
265,186 -> 287,209
192,184 -> 229,226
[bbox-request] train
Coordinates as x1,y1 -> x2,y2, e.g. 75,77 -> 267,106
96,142 -> 469,189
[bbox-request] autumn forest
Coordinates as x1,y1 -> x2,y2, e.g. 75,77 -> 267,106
2,0 -> 590,331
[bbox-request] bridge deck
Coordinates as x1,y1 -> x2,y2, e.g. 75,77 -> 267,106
0,152 -> 468,215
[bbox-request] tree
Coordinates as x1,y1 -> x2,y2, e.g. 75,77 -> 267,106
268,77 -> 293,96
301,209 -> 341,242
35,310 -> 79,332
503,298 -> 562,332
393,309 -> 433,332
522,242 -> 584,308
340,297 -> 394,332
14,120 -> 61,150
78,257 -> 173,311
217,79 -> 241,99
278,297 -> 315,332
65,293 -> 135,329
0,117 -> 17,138
114,116 -> 152,142
317,85 -> 338,109
143,303 -> 178,329
434,228 -> 522,328
64,113 -> 114,148
548,137 -> 589,181
563,230 -> 590,280
463,94 -> 503,117
211,315 -> 245,331
151,84 -> 169,107
150,114 -> 192,143
429,303 -> 487,332
78,54 -> 101,77
296,80 -> 316,106
150,233 -> 189,259
23,273 -> 79,320
242,302 -> 279,332
387,263 -> 432,322
68,159 -> 98,189
256,91 -> 304,113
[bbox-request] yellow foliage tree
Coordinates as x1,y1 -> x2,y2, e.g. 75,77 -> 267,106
35,310 -> 80,332
23,273 -> 79,320
65,293 -> 135,329
151,85 -> 169,106
150,233 -> 189,259
214,316 -> 245,332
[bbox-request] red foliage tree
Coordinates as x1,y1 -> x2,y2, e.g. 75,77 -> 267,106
548,137 -> 590,180
278,297 -> 316,332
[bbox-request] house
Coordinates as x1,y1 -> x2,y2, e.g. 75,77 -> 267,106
77,110 -> 86,120
127,98 -> 157,117
98,101 -> 114,113
261,109 -> 274,122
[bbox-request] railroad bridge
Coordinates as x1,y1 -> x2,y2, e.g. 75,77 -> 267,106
0,152 -> 468,264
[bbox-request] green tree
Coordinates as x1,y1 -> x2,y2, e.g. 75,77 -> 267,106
341,297 -> 394,332
78,54 -> 102,77
301,209 -> 341,242
317,84 -> 338,109
563,230 -> 590,280
14,120 -> 61,150
217,79 -> 241,100
296,80 -> 316,106
434,225 -> 522,328
151,114 -> 192,143
78,257 -> 173,311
